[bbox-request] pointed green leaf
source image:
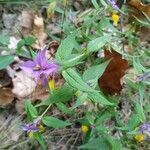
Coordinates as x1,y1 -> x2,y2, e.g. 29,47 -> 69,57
88,91 -> 113,105
42,116 -> 71,128
62,68 -> 93,92
56,34 -> 75,61
88,35 -> 111,52
25,100 -> 38,121
40,84 -> 75,106
83,60 -> 110,81
79,138 -> 109,150
56,102 -> 74,115
0,34 -> 10,45
118,114 -> 141,131
34,132 -> 46,150
0,55 -> 14,70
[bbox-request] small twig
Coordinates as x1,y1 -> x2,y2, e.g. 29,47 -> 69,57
70,131 -> 80,150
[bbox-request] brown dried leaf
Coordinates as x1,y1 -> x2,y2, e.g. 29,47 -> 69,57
31,15 -> 47,49
46,41 -> 59,60
15,85 -> 48,114
0,88 -> 15,106
98,50 -> 128,95
21,10 -> 47,49
12,71 -> 36,98
21,10 -> 34,36
0,70 -> 11,88
128,0 -> 150,17
15,100 -> 25,114
29,84 -> 48,101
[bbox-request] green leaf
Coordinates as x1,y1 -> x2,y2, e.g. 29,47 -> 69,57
47,1 -> 57,18
79,138 -> 109,150
125,79 -> 138,90
91,0 -> 99,9
118,114 -> 141,131
83,60 -> 110,81
17,36 -> 36,52
98,17 -> 117,32
87,35 -> 111,52
106,136 -> 122,150
62,68 -> 113,106
16,39 -> 25,52
56,102 -> 74,115
135,102 -> 146,122
61,53 -> 85,68
99,0 -> 108,8
34,132 -> 46,150
40,84 -> 75,106
73,92 -> 88,109
62,68 -> 93,92
88,91 -> 113,105
134,16 -> 150,28
42,116 -> 71,128
25,100 -> 38,121
96,111 -> 113,124
0,55 -> 14,70
0,34 -> 10,45
133,58 -> 146,73
24,36 -> 36,45
56,34 -> 75,61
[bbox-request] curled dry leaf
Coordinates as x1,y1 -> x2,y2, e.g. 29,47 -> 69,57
21,10 -> 34,36
31,15 -> 47,49
138,27 -> 150,42
98,50 -> 128,95
52,74 -> 65,90
29,84 -> 48,101
127,0 -> 150,17
127,0 -> 150,43
15,85 -> 48,114
0,88 -> 15,106
21,10 -> 47,49
126,68 -> 137,83
13,71 -> 48,114
0,70 -> 11,88
15,100 -> 25,114
12,71 -> 36,98
46,41 -> 59,60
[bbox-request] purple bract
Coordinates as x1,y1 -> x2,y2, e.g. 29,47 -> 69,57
22,123 -> 38,133
20,50 -> 59,85
138,122 -> 150,135
137,72 -> 150,82
107,0 -> 119,10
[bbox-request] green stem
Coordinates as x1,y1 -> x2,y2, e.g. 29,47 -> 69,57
34,104 -> 51,123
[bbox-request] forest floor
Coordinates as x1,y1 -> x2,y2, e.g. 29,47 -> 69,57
0,0 -> 150,150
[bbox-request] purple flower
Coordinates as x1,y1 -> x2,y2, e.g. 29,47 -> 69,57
136,123 -> 150,141
20,50 -> 59,85
68,10 -> 77,23
22,123 -> 38,133
137,72 -> 150,82
107,0 -> 119,10
138,123 -> 150,135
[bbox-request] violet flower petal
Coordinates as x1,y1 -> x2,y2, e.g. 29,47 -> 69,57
20,50 -> 60,85
107,0 -> 119,10
138,122 -> 150,134
40,74 -> 48,86
43,63 -> 59,75
34,50 -> 48,69
22,125 -> 29,131
20,60 -> 36,75
22,123 -> 38,132
33,71 -> 41,83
